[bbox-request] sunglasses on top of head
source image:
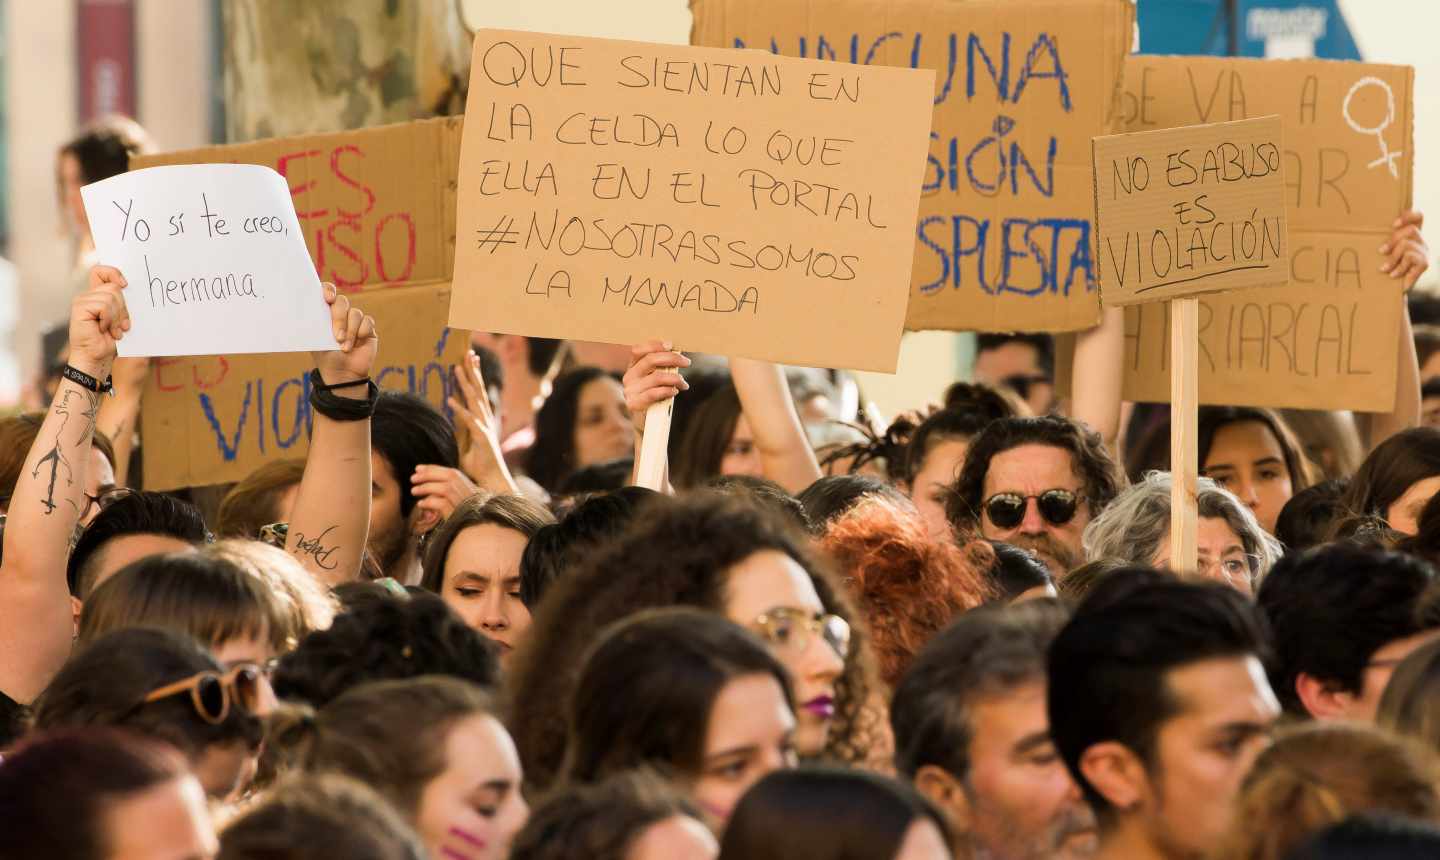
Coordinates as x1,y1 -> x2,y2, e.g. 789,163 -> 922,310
983,489 -> 1083,529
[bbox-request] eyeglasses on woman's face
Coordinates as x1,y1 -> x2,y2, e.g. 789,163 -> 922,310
753,607 -> 851,660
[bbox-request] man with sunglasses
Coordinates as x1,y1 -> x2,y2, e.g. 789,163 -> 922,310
973,333 -> 1056,415
946,416 -> 1125,576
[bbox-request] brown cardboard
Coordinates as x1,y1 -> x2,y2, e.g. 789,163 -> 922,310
132,118 -> 464,292
690,0 -> 1135,334
141,283 -> 468,491
1116,57 -> 1414,411
1092,115 -> 1289,306
448,29 -> 935,373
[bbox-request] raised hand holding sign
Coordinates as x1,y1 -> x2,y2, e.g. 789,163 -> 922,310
81,164 -> 337,358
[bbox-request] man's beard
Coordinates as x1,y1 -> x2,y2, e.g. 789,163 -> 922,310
971,799 -> 1098,860
1006,533 -> 1081,575
368,520 -> 409,578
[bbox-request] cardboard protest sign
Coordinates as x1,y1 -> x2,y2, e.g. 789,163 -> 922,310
82,165 -> 337,357
1116,57 -> 1413,411
448,29 -> 935,373
1092,116 -> 1289,306
140,282 -> 468,491
690,0 -> 1135,334
131,118 -> 463,293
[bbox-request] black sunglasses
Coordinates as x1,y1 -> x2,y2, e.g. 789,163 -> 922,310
984,490 -> 1082,529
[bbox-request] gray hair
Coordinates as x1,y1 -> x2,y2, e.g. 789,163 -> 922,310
1082,471 -> 1282,586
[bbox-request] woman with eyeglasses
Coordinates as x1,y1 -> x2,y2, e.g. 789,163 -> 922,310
29,627 -> 268,800
507,492 -> 877,793
1082,472 -> 1282,594
563,609 -> 798,830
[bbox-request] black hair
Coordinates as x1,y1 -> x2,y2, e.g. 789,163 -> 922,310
984,541 -> 1055,601
60,117 -> 150,184
718,766 -> 952,860
527,367 -> 619,493
371,392 -> 458,519
905,405 -> 1007,484
1289,813 -> 1440,859
67,490 -> 209,597
1048,575 -> 1270,816
31,628 -> 264,758
525,337 -> 563,378
517,486 -> 659,608
796,475 -> 911,535
892,599 -> 1069,780
672,382 -> 743,490
556,457 -> 634,496
1257,543 -> 1438,716
510,769 -> 705,860
1275,479 -> 1350,553
946,416 -> 1125,532
975,333 -> 1055,378
667,365 -> 733,463
562,607 -> 794,785
704,473 -> 811,531
272,590 -> 499,709
0,728 -> 191,860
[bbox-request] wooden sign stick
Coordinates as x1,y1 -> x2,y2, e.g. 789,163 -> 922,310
1170,298 -> 1199,572
635,351 -> 679,492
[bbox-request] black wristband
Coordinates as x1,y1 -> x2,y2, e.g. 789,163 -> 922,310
62,365 -> 114,397
308,369 -> 378,421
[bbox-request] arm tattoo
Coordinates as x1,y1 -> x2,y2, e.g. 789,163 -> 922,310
292,525 -> 341,571
30,388 -> 100,516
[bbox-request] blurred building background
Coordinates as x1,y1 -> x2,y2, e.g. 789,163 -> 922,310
0,0 -> 1434,412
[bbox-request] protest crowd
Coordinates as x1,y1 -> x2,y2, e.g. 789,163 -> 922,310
6,4 -> 1440,860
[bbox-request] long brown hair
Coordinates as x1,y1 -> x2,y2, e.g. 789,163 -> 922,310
672,383 -> 743,489
269,676 -> 495,819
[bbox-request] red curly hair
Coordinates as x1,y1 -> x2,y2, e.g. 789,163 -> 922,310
818,499 -> 996,687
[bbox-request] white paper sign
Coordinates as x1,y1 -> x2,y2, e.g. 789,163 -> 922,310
81,164 -> 336,357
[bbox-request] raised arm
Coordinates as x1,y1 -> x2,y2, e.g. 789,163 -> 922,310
94,356 -> 149,487
623,340 -> 690,493
1365,211 -> 1428,451
0,267 -> 129,702
448,352 -> 520,496
730,357 -> 822,495
284,283 -> 377,587
1069,305 -> 1125,450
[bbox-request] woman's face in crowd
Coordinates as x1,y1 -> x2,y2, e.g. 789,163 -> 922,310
440,524 -> 532,659
572,377 -> 633,468
909,437 -> 969,543
720,414 -> 764,478
627,815 -> 719,860
1153,516 -> 1253,595
723,550 -> 844,757
1201,420 -> 1293,534
102,775 -> 217,860
416,713 -> 528,860
1386,474 -> 1440,535
894,818 -> 953,860
691,672 -> 797,828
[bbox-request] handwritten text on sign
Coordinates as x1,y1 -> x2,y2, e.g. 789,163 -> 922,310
82,164 -> 336,357
1091,115 -> 1288,306
449,30 -> 935,373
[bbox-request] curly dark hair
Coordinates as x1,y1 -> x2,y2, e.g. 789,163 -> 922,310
272,591 -> 499,709
944,416 -> 1125,534
505,492 -> 879,792
817,416 -> 918,484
